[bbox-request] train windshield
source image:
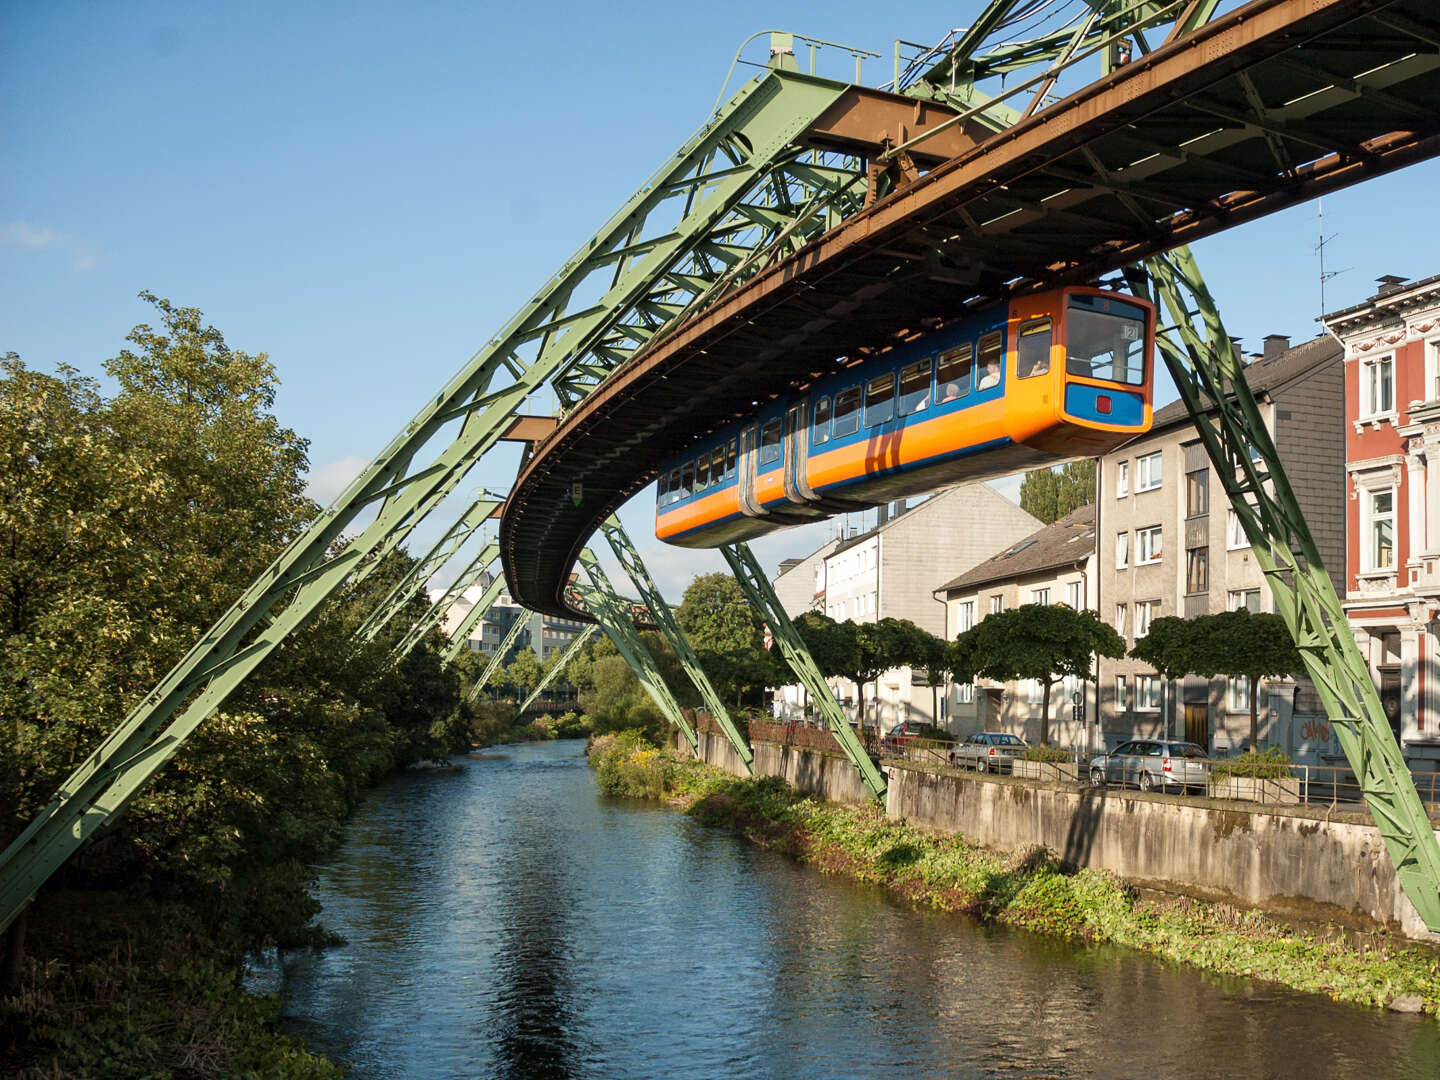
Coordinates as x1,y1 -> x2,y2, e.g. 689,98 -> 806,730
1066,295 -> 1147,386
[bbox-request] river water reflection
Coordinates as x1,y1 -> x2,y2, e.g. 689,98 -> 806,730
269,739 -> 1440,1078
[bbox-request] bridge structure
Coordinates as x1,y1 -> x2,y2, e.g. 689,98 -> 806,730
5,0 -> 1440,933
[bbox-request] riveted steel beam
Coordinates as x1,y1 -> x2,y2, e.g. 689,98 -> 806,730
516,624 -> 599,716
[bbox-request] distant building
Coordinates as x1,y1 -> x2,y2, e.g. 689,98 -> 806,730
935,505 -> 1096,745
438,576 -> 587,667
1326,273 -> 1440,769
771,485 -> 1039,730
1097,333 -> 1344,759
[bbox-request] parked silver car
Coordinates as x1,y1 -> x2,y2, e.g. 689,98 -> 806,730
951,732 -> 1028,773
1089,739 -> 1209,792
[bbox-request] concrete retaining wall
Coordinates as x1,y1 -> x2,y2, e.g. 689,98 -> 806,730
681,732 -> 1440,941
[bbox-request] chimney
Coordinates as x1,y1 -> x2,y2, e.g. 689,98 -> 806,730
877,502 -> 889,528
1229,336 -> 1246,364
1263,334 -> 1289,360
1376,274 -> 1408,298
892,499 -> 906,518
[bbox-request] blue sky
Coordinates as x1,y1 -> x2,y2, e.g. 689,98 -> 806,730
5,1 -> 1435,600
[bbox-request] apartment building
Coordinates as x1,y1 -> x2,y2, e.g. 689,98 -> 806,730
1325,273 -> 1440,769
935,505 -> 1097,745
771,484 -> 1039,729
1099,334 -> 1344,759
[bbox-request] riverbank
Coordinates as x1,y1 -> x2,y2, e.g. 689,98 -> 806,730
589,733 -> 1440,1014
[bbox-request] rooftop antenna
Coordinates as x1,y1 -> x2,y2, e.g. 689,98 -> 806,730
1315,198 -> 1351,319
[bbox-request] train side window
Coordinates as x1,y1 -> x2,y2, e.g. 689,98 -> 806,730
1017,318 -> 1052,379
936,345 -> 972,402
711,447 -> 726,484
832,386 -> 862,437
695,453 -> 710,492
812,396 -> 832,445
898,360 -> 932,415
681,460 -> 694,498
758,418 -> 783,465
658,471 -> 669,503
726,439 -> 737,478
668,469 -> 681,504
864,373 -> 896,427
976,331 -> 1004,390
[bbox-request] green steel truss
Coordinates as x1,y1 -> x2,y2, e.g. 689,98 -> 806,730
599,516 -> 754,772
467,610 -> 530,702
442,571 -> 508,665
0,62 -> 864,931
1127,248 -> 1440,931
516,624 -> 599,715
719,542 -> 887,800
574,550 -> 699,753
390,542 -> 501,663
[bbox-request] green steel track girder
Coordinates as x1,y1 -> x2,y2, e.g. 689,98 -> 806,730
355,499 -> 500,643
598,516 -> 754,772
1126,246 -> 1440,932
516,624 -> 599,715
0,66 -> 857,931
719,542 -> 886,800
390,542 -> 500,663
466,609 -> 530,702
442,571 -> 509,665
574,550 -> 698,753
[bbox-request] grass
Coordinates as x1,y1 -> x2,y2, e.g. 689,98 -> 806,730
593,735 -> 1440,1015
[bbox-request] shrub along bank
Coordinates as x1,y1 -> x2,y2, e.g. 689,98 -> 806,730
588,735 -> 1440,1015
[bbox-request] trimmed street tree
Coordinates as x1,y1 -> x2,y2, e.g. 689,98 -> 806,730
677,572 -> 767,706
953,604 -> 1124,745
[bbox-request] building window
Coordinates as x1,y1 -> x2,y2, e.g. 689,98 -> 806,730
990,593 -> 1005,615
1186,469 -> 1209,517
957,682 -> 974,704
1228,676 -> 1250,713
1026,678 -> 1045,705
1229,588 -> 1261,611
1364,488 -> 1396,571
1065,580 -> 1082,609
1031,587 -> 1050,605
1116,531 -> 1129,569
1137,675 -> 1162,711
1227,508 -> 1251,549
1137,451 -> 1163,492
1135,600 -> 1158,638
956,600 -> 975,633
1116,460 -> 1130,497
1428,338 -> 1440,402
1136,525 -> 1162,564
1186,547 -> 1209,594
1115,676 -> 1128,711
1362,354 -> 1395,418
1115,603 -> 1127,638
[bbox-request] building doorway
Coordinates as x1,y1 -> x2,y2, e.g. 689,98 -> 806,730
1380,669 -> 1403,744
1184,704 -> 1210,750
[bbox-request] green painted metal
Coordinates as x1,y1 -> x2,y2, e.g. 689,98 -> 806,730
516,624 -> 599,715
442,571 -> 508,665
388,542 -> 500,662
1126,247 -> 1440,932
0,67 -> 857,931
718,542 -> 886,800
598,516 -> 754,772
574,550 -> 699,753
466,609 -> 530,702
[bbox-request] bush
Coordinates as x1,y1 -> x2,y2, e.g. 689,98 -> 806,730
587,731 -> 667,799
1211,747 -> 1292,780
1023,745 -> 1070,763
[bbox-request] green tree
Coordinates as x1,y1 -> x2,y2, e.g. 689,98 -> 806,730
677,572 -> 767,706
953,604 -> 1124,745
1019,459 -> 1097,523
1130,609 -> 1302,750
823,617 -> 927,729
506,646 -> 545,695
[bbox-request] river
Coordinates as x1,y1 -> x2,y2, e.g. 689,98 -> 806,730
260,739 -> 1440,1079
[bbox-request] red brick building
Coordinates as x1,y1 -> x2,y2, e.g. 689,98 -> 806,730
1326,274 -> 1440,769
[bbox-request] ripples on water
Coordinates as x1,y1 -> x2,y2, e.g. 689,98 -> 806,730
264,740 -> 1440,1079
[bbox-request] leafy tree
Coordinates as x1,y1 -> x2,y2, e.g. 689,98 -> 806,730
953,604 -> 1124,745
833,618 -> 926,729
1130,609 -> 1302,750
1019,459 -> 1097,523
506,646 -> 545,695
677,572 -> 768,706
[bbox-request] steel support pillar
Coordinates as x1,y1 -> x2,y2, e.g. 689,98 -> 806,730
599,516 -> 753,772
441,572 -> 507,664
719,542 -> 886,800
1127,246 -> 1440,931
575,551 -> 698,753
516,624 -> 598,715
390,542 -> 500,662
466,610 -> 530,702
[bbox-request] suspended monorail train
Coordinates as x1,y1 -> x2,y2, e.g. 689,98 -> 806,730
654,285 -> 1156,548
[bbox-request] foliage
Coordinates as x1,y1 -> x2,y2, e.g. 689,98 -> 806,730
1022,744 -> 1070,762
677,573 -> 769,706
1211,747 -> 1293,781
505,646 -> 545,694
587,730 -> 667,799
1018,459 -> 1096,523
953,604 -> 1124,744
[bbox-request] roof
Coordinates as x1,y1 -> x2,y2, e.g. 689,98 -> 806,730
937,504 -> 1095,594
1147,334 -> 1341,433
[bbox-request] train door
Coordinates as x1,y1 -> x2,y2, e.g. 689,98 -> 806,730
783,400 -> 815,503
737,423 -> 763,517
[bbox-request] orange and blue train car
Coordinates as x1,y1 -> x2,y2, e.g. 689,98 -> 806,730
654,285 -> 1156,549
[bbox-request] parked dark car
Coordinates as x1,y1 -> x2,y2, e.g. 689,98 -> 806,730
1089,739 -> 1209,792
950,732 -> 1028,773
881,721 -> 949,753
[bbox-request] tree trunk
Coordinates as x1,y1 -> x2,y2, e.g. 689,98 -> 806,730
1041,678 -> 1052,746
1249,675 -> 1260,751
2,905 -> 26,992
